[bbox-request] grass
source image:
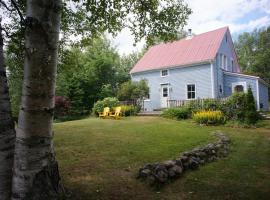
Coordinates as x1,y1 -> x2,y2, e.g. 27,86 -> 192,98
54,117 -> 270,200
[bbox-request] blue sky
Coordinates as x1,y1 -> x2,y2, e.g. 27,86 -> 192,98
110,0 -> 270,55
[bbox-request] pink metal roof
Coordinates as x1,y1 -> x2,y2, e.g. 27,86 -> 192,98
130,27 -> 229,74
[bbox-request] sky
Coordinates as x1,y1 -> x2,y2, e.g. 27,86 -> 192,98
110,0 -> 270,55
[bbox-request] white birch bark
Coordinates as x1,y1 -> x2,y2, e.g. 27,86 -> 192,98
0,19 -> 16,200
12,1 -> 64,199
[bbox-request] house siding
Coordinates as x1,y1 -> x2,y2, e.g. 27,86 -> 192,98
131,64 -> 212,111
259,82 -> 269,111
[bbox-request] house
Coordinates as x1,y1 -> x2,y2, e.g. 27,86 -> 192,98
130,27 -> 269,111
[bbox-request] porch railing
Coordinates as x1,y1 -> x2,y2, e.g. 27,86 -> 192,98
167,98 -> 228,109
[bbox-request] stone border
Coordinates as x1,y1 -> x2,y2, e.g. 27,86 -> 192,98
137,132 -> 231,185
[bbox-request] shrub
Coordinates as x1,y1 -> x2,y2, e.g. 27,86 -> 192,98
162,107 -> 190,120
92,97 -> 119,116
117,80 -> 149,101
222,87 -> 259,124
54,96 -> 71,118
185,99 -> 224,113
120,105 -> 139,116
192,110 -> 225,125
245,87 -> 259,124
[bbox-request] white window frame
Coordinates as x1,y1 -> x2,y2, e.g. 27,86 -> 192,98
186,84 -> 196,100
160,69 -> 169,77
231,82 -> 247,93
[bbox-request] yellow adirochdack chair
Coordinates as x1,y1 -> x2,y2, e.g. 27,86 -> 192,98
109,106 -> 122,119
98,107 -> 110,118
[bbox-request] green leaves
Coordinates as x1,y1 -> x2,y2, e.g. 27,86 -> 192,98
235,26 -> 270,92
62,0 -> 191,45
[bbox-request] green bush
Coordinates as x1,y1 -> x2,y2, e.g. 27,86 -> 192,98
221,87 -> 259,124
92,97 -> 120,116
162,107 -> 190,120
185,99 -> 224,113
192,110 -> 225,125
120,105 -> 139,116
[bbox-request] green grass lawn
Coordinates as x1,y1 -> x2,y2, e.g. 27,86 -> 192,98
54,117 -> 270,200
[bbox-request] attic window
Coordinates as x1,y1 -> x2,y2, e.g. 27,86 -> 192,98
226,34 -> 228,43
161,69 -> 168,77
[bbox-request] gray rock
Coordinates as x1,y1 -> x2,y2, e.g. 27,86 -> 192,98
140,169 -> 151,178
156,170 -> 168,183
163,160 -> 176,168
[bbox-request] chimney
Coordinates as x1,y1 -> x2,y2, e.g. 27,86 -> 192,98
186,28 -> 193,39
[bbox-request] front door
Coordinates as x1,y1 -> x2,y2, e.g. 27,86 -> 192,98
160,84 -> 169,108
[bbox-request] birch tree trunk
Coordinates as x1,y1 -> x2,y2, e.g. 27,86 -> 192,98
0,20 -> 16,200
12,0 -> 64,199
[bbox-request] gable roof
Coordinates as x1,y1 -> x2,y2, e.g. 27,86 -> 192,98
130,27 -> 229,74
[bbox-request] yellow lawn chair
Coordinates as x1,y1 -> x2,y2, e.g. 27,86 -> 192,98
99,107 -> 110,118
109,106 -> 122,119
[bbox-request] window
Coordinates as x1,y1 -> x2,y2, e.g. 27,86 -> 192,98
162,87 -> 168,97
161,69 -> 168,77
187,84 -> 196,99
219,85 -> 223,94
223,55 -> 227,70
219,54 -> 223,67
234,85 -> 244,92
231,60 -> 234,71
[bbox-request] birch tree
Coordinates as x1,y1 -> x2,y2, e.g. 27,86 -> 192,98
11,0 -> 64,199
0,19 -> 16,200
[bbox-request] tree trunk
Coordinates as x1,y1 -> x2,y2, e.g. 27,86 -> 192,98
12,1 -> 64,199
0,20 -> 16,200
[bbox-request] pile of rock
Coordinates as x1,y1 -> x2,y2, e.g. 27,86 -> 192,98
137,132 -> 231,185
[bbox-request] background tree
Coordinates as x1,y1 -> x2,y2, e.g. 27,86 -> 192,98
0,18 -> 16,200
235,26 -> 270,95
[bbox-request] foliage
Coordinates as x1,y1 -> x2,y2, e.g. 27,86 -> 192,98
117,80 -> 149,101
222,88 -> 259,124
92,97 -> 120,116
192,110 -> 225,125
120,105 -> 139,116
56,37 -> 121,115
162,107 -> 190,120
245,87 -> 259,124
185,99 -> 224,113
54,96 -> 71,119
235,26 -> 270,95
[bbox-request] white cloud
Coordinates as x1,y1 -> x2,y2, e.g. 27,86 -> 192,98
108,28 -> 145,56
112,0 -> 270,55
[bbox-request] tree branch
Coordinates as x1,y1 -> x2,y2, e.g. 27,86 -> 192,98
10,0 -> 25,24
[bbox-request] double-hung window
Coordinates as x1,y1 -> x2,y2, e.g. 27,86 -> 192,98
161,69 -> 168,77
187,84 -> 196,99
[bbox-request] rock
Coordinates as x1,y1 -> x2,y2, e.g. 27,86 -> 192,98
180,155 -> 189,163
155,164 -> 166,172
175,158 -> 183,167
156,170 -> 168,183
163,160 -> 176,168
188,157 -> 199,170
170,165 -> 183,175
139,169 -> 151,178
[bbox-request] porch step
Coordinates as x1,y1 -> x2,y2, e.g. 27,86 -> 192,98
138,111 -> 162,116
259,112 -> 270,120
